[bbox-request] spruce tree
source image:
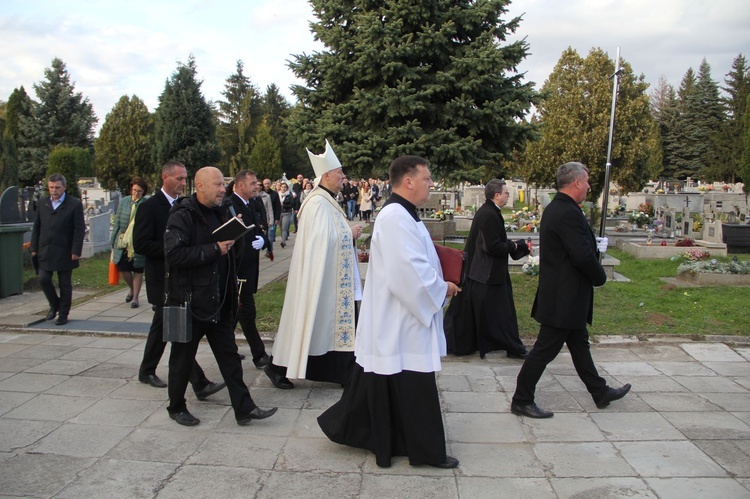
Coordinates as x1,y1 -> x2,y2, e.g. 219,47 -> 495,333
95,95 -> 155,193
216,61 -> 263,175
287,0 -> 536,181
153,55 -> 220,176
520,47 -> 660,198
249,118 -> 282,181
17,59 -> 97,184
712,54 -> 749,183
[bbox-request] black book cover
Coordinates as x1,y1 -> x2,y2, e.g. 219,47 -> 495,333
212,216 -> 255,242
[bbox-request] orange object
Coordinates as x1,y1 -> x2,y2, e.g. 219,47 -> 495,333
108,261 -> 120,285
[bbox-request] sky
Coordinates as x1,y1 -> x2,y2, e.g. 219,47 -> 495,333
1,0 -> 748,132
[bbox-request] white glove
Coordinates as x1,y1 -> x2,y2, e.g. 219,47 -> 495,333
596,236 -> 608,253
251,235 -> 264,250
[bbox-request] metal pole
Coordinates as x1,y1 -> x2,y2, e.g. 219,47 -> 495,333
598,47 -> 623,238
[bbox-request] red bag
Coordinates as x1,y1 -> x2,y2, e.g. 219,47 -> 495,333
108,261 -> 120,285
434,244 -> 465,285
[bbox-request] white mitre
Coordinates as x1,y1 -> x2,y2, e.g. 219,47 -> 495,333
306,139 -> 342,178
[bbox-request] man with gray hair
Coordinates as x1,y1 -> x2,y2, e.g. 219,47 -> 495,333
31,173 -> 85,326
511,162 -> 630,419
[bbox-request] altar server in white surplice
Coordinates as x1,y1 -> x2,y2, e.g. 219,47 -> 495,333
264,140 -> 363,389
317,155 -> 461,470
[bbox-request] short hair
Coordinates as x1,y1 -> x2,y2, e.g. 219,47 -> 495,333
48,173 -> 66,187
130,177 -> 149,196
162,161 -> 185,175
485,179 -> 506,201
389,155 -> 430,187
233,169 -> 258,185
557,162 -> 588,189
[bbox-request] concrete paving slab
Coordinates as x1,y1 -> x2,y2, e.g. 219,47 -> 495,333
701,361 -> 750,377
535,442 -> 635,477
644,477 -> 750,499
276,436 -> 367,473
522,413 -> 606,442
633,344 -> 695,362
0,355 -> 46,372
4,393 -> 98,422
0,418 -> 60,451
590,412 -> 685,441
10,343 -> 78,360
693,439 -> 750,477
445,413 -> 525,443
451,442 -> 544,478
72,398 -> 163,426
681,342 -> 746,362
0,372 -> 68,392
58,347 -> 125,363
187,432 -> 285,469
291,408 -> 327,439
442,390 -> 508,413
0,342 -> 32,357
45,375 -> 126,398
598,361 -> 662,376
458,477 -> 556,499
258,470 -> 361,499
105,427 -> 208,463
0,453 -> 96,497
0,390 -> 35,416
360,474 -> 458,499
698,392 -> 750,412
617,375 -> 688,392
585,347 -> 643,361
30,422 -> 133,458
650,361 -> 718,376
638,392 -> 721,412
615,440 -> 728,477
25,358 -> 99,375
54,457 -> 178,499
157,465 -> 267,498
550,477 -> 656,499
660,411 -> 750,440
672,375 -> 748,393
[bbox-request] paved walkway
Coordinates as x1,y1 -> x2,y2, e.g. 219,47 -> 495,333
1,227 -> 750,497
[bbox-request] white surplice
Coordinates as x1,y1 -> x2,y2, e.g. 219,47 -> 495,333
272,187 -> 361,379
355,202 -> 448,375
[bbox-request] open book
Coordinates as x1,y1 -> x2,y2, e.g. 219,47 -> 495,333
212,216 -> 255,242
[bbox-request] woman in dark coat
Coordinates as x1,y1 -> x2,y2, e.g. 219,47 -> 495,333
110,177 -> 148,308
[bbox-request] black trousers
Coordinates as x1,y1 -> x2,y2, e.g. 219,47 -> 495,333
39,269 -> 72,316
512,324 -> 607,405
139,306 -> 208,389
235,284 -> 267,361
167,314 -> 257,418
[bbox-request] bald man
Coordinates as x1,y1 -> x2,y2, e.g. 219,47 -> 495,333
163,166 -> 277,426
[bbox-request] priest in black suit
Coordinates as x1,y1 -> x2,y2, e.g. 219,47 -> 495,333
444,179 -> 530,358
227,170 -> 270,369
132,161 -> 223,399
31,173 -> 85,326
511,162 -> 630,419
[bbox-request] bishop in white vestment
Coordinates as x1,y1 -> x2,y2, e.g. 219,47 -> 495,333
265,141 -> 363,389
318,155 -> 461,469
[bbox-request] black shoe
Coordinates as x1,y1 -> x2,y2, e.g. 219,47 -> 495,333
131,301 -> 139,309
169,410 -> 200,426
55,315 -> 68,326
253,354 -> 270,369
511,402 -> 554,418
45,307 -> 58,321
507,349 -> 529,359
139,373 -> 167,388
194,381 -> 226,400
280,241 -> 286,248
125,293 -> 133,303
427,456 -> 459,469
239,354 -> 246,360
595,384 -> 632,409
264,364 -> 294,389
236,406 -> 279,425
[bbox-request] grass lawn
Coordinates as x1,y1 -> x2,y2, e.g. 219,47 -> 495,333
254,248 -> 749,337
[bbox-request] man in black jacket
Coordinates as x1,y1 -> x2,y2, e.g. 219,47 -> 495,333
132,161 -> 222,397
511,162 -> 630,419
163,166 -> 277,427
31,173 -> 85,326
228,170 -> 270,369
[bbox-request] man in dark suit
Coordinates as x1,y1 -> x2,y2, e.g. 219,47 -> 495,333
262,178 -> 281,248
444,179 -> 530,358
133,161 -> 224,399
227,170 -> 270,369
511,162 -> 631,419
31,173 -> 85,326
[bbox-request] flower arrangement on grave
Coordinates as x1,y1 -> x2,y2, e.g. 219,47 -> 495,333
697,184 -> 714,192
722,184 -> 732,192
656,188 -> 665,194
682,248 -> 710,261
678,258 -> 750,275
358,243 -> 369,263
628,202 -> 654,228
674,238 -> 696,247
430,210 -> 446,221
692,215 -> 704,233
522,255 -> 540,276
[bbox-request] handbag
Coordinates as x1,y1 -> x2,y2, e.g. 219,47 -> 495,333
434,244 -> 466,286
115,232 -> 128,250
163,303 -> 192,343
108,261 -> 120,285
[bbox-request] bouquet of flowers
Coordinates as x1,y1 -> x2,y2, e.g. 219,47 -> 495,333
683,248 -> 710,261
522,255 -> 540,276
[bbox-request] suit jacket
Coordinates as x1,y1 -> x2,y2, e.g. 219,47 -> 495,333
264,188 -> 281,222
31,194 -> 85,272
531,192 -> 606,329
133,190 -> 172,305
465,200 -> 529,285
228,192 -> 268,293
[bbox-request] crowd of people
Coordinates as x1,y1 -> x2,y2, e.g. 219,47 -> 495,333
31,146 -> 630,469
